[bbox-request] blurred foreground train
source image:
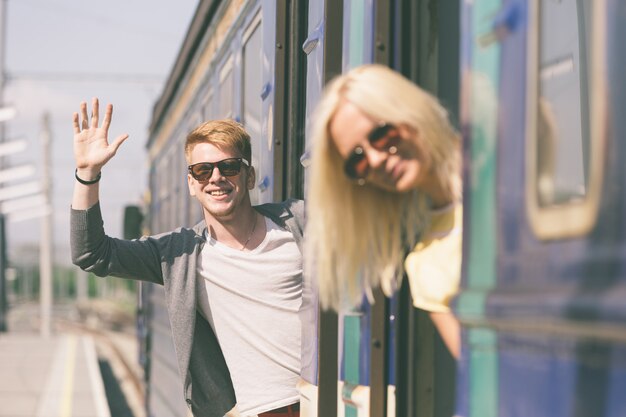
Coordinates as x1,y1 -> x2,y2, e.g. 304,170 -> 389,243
131,0 -> 626,416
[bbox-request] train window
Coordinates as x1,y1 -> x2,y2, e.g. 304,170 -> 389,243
341,0 -> 374,69
167,146 -> 178,231
242,13 -> 263,205
218,56 -> 234,118
188,112 -> 202,134
181,115 -> 203,227
203,89 -> 214,121
187,144 -> 204,225
157,155 -> 169,233
526,0 -> 607,239
171,147 -> 179,229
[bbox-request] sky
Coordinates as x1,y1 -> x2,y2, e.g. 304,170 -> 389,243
4,0 -> 199,265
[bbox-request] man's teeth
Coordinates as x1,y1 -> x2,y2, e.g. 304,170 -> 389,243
209,190 -> 228,196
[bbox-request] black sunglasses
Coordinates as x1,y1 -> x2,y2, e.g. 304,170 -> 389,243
188,158 -> 249,181
343,123 -> 400,181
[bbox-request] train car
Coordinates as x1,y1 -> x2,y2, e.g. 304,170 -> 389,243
455,0 -> 626,416
140,0 -> 461,416
139,0 -> 626,416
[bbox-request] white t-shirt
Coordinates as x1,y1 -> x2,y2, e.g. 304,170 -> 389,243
196,216 -> 302,416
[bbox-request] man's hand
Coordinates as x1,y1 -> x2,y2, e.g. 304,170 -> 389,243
73,97 -> 129,179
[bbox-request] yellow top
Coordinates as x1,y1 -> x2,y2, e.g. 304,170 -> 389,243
404,203 -> 463,313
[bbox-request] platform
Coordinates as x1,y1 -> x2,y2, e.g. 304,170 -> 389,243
0,332 -> 111,417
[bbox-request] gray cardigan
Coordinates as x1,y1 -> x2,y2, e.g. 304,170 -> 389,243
70,199 -> 306,417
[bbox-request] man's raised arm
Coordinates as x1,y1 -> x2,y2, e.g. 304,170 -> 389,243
72,97 -> 129,210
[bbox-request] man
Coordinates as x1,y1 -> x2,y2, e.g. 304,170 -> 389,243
71,98 -> 304,417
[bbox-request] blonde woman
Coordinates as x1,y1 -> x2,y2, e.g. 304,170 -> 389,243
305,64 -> 462,358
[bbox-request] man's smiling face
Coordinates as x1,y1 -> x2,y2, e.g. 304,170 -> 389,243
187,142 -> 254,222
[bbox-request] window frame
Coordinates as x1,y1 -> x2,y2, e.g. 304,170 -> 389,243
525,0 -> 607,240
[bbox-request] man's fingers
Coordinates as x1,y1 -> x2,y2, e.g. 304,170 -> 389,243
101,103 -> 113,132
80,102 -> 89,129
90,97 -> 99,129
72,112 -> 81,134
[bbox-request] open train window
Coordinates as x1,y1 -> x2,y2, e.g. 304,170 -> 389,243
526,0 -> 607,239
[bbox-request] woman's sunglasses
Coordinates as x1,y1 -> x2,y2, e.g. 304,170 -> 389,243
343,123 -> 400,180
188,158 -> 249,182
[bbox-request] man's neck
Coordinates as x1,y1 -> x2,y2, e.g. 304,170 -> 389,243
204,205 -> 259,249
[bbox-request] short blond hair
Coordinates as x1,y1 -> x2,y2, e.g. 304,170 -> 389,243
184,119 -> 251,163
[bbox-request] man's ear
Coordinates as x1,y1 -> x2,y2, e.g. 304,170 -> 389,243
187,174 -> 197,197
247,166 -> 256,190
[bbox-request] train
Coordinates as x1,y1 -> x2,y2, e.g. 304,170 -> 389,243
131,0 -> 626,416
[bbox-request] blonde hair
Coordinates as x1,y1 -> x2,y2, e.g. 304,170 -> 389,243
305,64 -> 461,310
184,119 -> 251,164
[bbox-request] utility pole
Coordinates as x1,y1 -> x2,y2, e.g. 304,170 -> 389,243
40,112 -> 52,337
0,0 -> 8,333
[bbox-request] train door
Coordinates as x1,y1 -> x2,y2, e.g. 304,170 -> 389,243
210,1 -> 278,206
243,1 -> 278,205
390,2 -> 461,417
301,1 -> 462,417
455,1 -> 626,416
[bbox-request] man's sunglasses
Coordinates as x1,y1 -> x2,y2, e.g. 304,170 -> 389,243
188,158 -> 249,181
344,123 -> 400,181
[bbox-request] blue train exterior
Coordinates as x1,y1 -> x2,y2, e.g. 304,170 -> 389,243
456,1 -> 626,416
138,0 -> 626,416
140,1 -> 460,416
